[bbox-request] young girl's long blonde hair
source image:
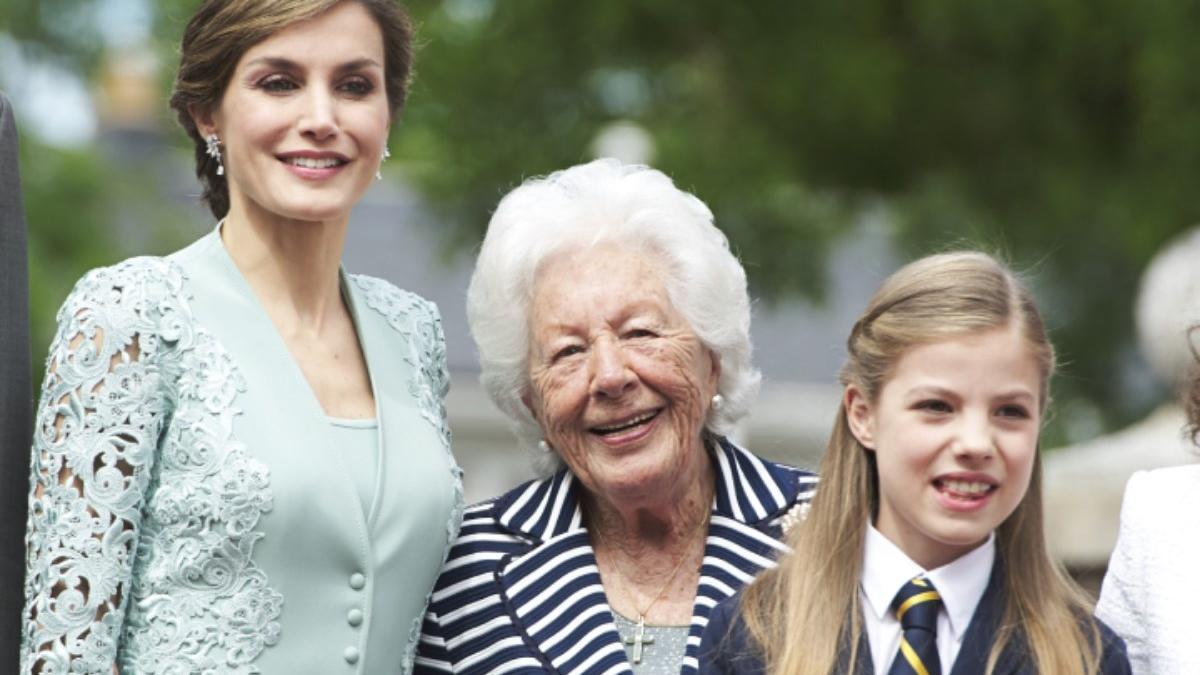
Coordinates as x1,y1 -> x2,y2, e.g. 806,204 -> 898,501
739,251 -> 1102,674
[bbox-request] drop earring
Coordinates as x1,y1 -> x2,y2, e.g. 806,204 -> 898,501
376,146 -> 391,180
537,439 -> 552,454
205,134 -> 224,176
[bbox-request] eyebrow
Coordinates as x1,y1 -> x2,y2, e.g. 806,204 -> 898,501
904,385 -> 1036,403
993,390 -> 1037,403
904,385 -> 956,400
243,56 -> 383,73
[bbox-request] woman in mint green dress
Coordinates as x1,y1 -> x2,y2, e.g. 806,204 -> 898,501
20,2 -> 462,673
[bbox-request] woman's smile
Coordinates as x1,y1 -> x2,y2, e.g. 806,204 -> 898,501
589,407 -> 664,446
277,150 -> 351,180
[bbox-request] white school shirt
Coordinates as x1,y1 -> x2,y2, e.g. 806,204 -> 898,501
860,524 -> 995,675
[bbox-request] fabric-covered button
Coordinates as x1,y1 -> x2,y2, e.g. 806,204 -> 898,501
347,608 -> 364,627
344,646 -> 360,664
349,573 -> 366,590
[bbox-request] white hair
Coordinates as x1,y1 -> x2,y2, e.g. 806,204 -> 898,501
466,158 -> 761,475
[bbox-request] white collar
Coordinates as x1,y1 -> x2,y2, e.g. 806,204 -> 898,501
861,523 -> 995,639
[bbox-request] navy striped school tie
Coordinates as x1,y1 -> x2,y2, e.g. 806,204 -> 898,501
886,576 -> 942,675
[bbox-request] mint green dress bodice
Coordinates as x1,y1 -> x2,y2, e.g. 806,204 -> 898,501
20,230 -> 464,675
330,417 -> 380,517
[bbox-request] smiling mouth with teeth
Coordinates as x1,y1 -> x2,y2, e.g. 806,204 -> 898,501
590,409 -> 661,435
283,156 -> 346,169
934,478 -> 996,498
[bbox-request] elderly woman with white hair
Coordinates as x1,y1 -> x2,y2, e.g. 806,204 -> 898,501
414,159 -> 817,675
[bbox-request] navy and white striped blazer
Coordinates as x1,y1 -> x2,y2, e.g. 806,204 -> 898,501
414,438 -> 817,674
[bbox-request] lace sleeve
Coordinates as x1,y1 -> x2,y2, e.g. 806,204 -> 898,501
21,262 -> 177,674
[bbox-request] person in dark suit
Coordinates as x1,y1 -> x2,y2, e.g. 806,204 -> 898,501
0,91 -> 32,667
698,252 -> 1131,675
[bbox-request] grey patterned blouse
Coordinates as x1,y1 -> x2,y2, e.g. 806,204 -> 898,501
612,611 -> 691,674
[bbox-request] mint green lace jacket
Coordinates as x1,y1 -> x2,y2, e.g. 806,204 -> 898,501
20,230 -> 464,674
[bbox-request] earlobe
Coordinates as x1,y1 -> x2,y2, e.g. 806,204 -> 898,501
844,385 -> 876,450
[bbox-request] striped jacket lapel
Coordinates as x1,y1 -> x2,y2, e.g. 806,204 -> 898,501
495,531 -> 629,674
494,471 -> 632,674
496,470 -> 584,539
685,439 -> 815,672
493,438 -> 815,675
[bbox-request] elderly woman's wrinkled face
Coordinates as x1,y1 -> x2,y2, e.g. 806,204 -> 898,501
527,245 -> 720,503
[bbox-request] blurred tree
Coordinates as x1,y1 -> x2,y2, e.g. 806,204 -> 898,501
394,0 -> 1200,437
3,0 -> 198,390
17,132 -> 195,388
0,0 -> 106,71
19,139 -> 122,374
7,0 -> 1200,440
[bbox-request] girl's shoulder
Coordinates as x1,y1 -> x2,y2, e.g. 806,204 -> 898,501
1092,614 -> 1135,675
698,591 -> 766,675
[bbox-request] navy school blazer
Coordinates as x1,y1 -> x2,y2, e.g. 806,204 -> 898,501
697,561 -> 1132,675
414,438 -> 818,674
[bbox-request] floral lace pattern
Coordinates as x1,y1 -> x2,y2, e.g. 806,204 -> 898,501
350,274 -> 464,675
351,275 -> 450,444
21,257 -> 282,674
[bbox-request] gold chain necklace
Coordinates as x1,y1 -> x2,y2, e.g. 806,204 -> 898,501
592,513 -> 709,665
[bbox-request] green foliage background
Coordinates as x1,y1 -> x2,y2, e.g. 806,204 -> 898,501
393,0 -> 1200,443
6,0 -> 1200,443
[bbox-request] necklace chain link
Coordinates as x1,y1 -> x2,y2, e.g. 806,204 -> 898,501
592,512 -> 710,621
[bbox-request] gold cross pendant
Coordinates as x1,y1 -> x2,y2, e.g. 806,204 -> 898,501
623,615 -> 655,664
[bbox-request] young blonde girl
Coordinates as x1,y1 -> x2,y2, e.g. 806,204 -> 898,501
699,251 -> 1130,675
